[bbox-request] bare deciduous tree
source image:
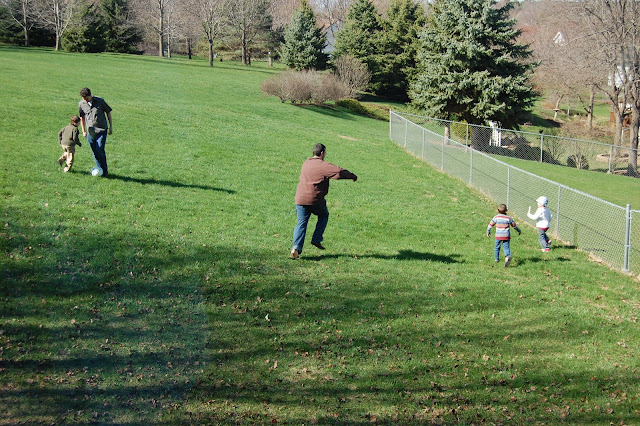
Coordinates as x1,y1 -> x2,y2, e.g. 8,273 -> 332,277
575,0 -> 640,175
1,0 -> 38,46
269,0 -> 299,29
313,0 -> 350,37
223,0 -> 271,65
185,0 -> 225,66
32,0 -> 75,50
132,0 -> 177,56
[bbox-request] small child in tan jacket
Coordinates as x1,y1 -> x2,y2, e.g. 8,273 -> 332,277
58,115 -> 82,172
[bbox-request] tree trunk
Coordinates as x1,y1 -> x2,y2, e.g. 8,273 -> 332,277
54,0 -> 60,51
208,39 -> 214,66
553,96 -> 562,121
611,107 -> 623,174
21,2 -> 29,47
629,106 -> 639,176
444,123 -> 450,145
586,85 -> 595,131
158,10 -> 164,57
241,31 -> 247,65
187,38 -> 192,60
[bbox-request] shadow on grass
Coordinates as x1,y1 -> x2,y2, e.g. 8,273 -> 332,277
298,104 -> 359,121
303,249 -> 463,263
106,173 -> 236,193
516,255 -> 572,265
0,218 -> 214,424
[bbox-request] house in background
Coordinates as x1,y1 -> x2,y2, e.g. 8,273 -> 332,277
322,22 -> 341,55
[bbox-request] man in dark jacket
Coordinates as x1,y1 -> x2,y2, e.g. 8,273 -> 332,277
78,87 -> 113,177
291,143 -> 357,259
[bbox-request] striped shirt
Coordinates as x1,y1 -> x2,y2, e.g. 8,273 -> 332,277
487,214 -> 521,240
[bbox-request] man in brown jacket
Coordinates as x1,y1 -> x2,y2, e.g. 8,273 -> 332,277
291,143 -> 357,259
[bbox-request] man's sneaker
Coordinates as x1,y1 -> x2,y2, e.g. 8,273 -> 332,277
541,248 -> 550,252
290,249 -> 299,260
311,241 -> 325,250
504,256 -> 512,267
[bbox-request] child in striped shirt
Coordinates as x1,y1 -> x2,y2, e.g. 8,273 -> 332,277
487,204 -> 521,267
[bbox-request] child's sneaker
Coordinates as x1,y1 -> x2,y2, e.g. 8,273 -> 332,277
504,256 -> 512,267
541,248 -> 550,252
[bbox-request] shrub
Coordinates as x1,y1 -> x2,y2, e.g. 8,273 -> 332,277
261,70 -> 351,105
284,70 -> 315,104
313,74 -> 350,104
567,154 -> 589,170
261,77 -> 287,102
333,55 -> 370,99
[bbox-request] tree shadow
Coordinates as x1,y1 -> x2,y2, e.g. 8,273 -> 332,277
297,104 -> 359,121
303,249 -> 464,263
106,173 -> 236,193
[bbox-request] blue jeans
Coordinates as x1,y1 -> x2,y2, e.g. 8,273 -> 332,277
87,131 -> 108,175
538,228 -> 550,249
494,239 -> 510,261
292,201 -> 329,253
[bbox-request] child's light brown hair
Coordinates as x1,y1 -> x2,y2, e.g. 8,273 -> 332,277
497,204 -> 508,214
70,115 -> 80,125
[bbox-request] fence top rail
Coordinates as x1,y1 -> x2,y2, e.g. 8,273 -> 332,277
395,113 -> 629,211
390,110 -> 631,150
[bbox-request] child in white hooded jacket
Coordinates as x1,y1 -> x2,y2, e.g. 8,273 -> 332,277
528,196 -> 553,252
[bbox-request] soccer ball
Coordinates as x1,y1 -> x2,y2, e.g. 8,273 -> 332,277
91,167 -> 103,177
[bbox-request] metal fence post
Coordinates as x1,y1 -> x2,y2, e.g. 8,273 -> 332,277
624,204 -> 631,273
469,148 -> 473,184
466,124 -> 469,146
540,134 -> 544,163
507,167 -> 511,208
404,119 -> 408,148
556,185 -> 561,239
422,128 -> 425,160
441,133 -> 445,171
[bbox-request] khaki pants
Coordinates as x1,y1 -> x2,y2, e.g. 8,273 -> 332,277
58,145 -> 76,172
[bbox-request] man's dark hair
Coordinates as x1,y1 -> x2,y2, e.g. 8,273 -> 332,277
80,87 -> 92,97
313,143 -> 326,157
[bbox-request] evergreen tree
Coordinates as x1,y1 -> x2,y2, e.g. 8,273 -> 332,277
280,0 -> 328,70
101,0 -> 141,54
61,0 -> 106,53
373,0 -> 425,100
409,0 -> 537,130
333,0 -> 382,83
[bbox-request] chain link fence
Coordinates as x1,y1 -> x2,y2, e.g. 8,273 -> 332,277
390,110 -> 638,276
400,112 -> 639,174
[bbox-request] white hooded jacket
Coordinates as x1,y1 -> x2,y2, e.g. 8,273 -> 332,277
528,206 -> 552,229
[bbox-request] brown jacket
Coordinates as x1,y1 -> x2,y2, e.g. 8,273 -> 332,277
295,157 -> 357,205
59,124 -> 80,148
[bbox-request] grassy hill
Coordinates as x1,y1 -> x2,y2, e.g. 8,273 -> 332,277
1,46 -> 639,424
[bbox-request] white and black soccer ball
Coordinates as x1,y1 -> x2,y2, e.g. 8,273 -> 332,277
91,167 -> 103,177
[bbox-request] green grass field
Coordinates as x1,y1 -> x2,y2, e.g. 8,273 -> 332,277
1,46 -> 639,424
